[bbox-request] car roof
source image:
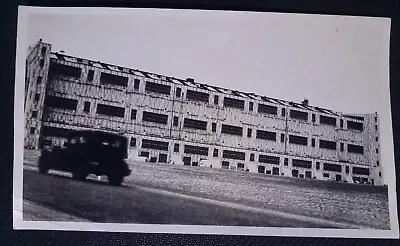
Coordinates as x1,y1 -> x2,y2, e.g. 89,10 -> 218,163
69,130 -> 127,140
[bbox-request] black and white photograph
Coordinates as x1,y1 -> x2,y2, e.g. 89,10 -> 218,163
13,6 -> 399,238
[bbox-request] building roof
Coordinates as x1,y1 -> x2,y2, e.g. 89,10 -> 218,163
47,47 -> 372,121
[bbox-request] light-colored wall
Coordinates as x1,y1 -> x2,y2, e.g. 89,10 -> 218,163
24,41 -> 383,185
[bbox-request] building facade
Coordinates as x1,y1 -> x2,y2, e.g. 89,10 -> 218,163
24,40 -> 384,185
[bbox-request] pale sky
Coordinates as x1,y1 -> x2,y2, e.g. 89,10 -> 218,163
23,8 -> 393,183
26,10 -> 389,114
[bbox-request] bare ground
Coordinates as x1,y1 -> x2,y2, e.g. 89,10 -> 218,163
22,149 -> 390,229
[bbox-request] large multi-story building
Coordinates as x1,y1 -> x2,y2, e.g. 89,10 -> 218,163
24,40 -> 383,185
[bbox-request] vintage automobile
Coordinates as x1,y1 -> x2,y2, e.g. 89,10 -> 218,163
38,130 -> 131,186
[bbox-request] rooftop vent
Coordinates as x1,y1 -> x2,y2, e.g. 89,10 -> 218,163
301,99 -> 309,106
186,78 -> 195,83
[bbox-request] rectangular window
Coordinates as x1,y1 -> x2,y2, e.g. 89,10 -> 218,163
258,104 -> 278,115
375,116 -> 378,123
87,70 -> 94,81
375,125 -> 378,131
173,116 -> 179,127
345,166 -> 349,174
49,63 -> 82,79
249,102 -> 254,111
223,97 -> 245,110
142,139 -> 169,151
159,154 -> 167,163
379,172 -> 382,177
96,104 -> 125,118
221,124 -> 243,136
145,81 -> 171,95
174,143 -> 180,152
247,128 -> 252,138
32,111 -> 37,118
175,87 -> 181,98
222,150 -> 245,160
83,102 -> 90,113
30,127 -> 35,134
347,115 -> 364,121
237,163 -> 245,169
100,73 -> 128,87
259,155 -> 280,165
213,148 -> 219,157
376,148 -> 379,154
312,114 -> 316,123
139,151 -> 149,157
292,159 -> 312,169
44,95 -> 78,111
340,119 -> 344,128
281,108 -> 286,117
376,136 -> 379,141
39,59 -> 44,68
348,144 -> 364,154
320,115 -> 337,126
41,46 -> 47,55
212,123 -> 217,132
256,130 -> 276,141
37,76 -> 42,84
323,163 -> 342,172
214,95 -> 219,105
34,93 -> 40,102
311,138 -> 315,147
290,110 -> 308,121
289,135 -> 308,146
134,79 -> 140,90
284,158 -> 288,166
130,138 -> 136,147
323,173 -> 330,178
340,143 -> 344,152
186,89 -> 209,102
316,162 -> 320,170
222,161 -> 229,169
183,118 -> 207,130
184,145 -> 209,156
131,109 -> 137,120
319,139 -> 337,150
142,111 -> 168,124
250,153 -> 255,162
353,167 -> 370,175
347,121 -> 363,131
377,160 -> 380,166
280,133 -> 285,143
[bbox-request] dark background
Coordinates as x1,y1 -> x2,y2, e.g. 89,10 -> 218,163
0,0 -> 399,245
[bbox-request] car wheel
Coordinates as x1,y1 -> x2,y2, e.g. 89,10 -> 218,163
108,174 -> 124,186
38,153 -> 50,174
72,166 -> 88,181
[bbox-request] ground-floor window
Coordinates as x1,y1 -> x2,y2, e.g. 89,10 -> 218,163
258,165 -> 265,174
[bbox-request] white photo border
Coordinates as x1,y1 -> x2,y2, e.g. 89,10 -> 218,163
13,6 -> 399,239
